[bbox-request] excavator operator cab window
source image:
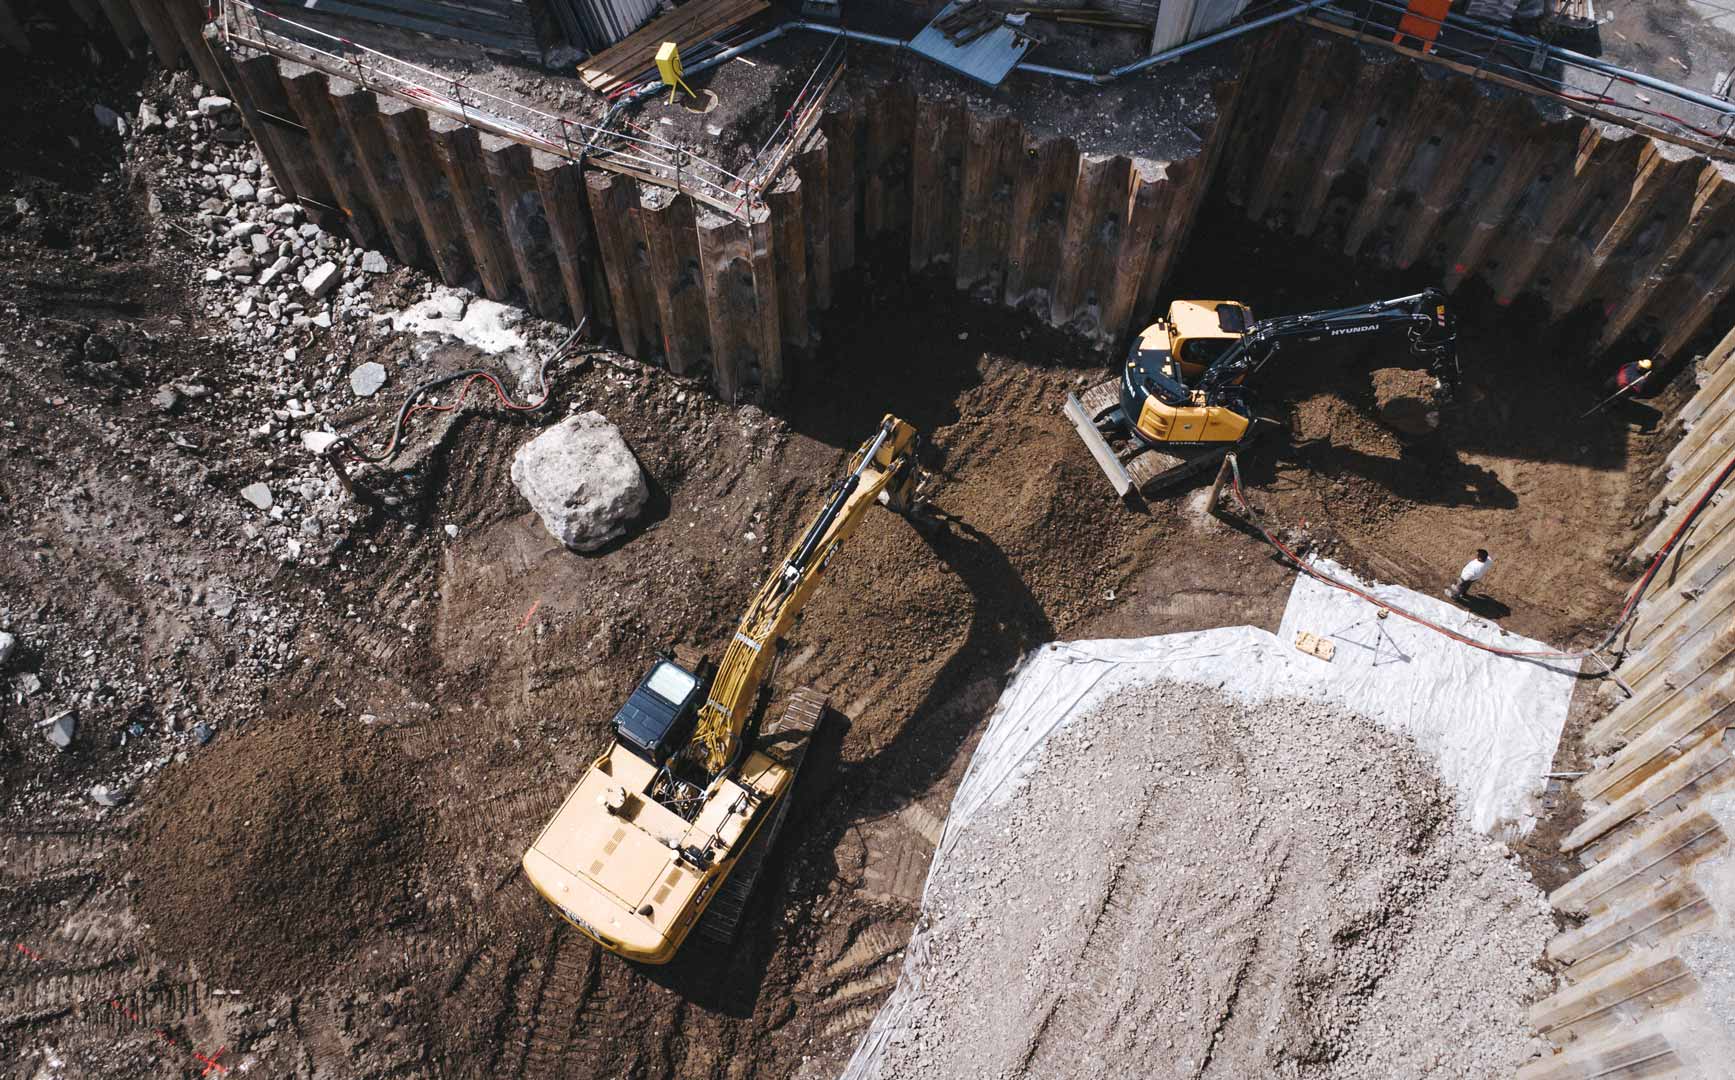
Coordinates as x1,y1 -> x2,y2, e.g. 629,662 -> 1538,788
614,661 -> 705,766
1179,336 -> 1238,370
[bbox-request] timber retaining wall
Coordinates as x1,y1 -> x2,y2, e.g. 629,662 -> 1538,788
1222,26 -> 1735,364
23,1 -> 1735,400
1517,327 -> 1735,1077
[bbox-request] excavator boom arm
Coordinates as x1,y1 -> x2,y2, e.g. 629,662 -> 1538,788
691,415 -> 918,772
1201,288 -> 1457,393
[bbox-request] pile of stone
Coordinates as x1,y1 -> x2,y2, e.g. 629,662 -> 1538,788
131,80 -> 392,347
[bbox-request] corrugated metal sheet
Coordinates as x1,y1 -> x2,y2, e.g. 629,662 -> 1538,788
256,0 -> 539,55
909,2 -> 1036,87
550,0 -> 662,52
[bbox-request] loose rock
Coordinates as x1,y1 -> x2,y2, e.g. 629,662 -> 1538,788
303,261 -> 340,299
240,483 -> 274,510
91,785 -> 126,807
349,362 -> 388,398
46,711 -> 76,750
510,412 -> 648,552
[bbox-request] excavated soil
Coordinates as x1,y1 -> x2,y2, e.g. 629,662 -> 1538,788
128,711 -> 428,993
0,24 -> 1700,1080
865,683 -> 1558,1080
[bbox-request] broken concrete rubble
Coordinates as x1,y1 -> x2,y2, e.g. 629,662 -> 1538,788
45,711 -> 75,750
303,261 -> 340,299
350,362 -> 387,398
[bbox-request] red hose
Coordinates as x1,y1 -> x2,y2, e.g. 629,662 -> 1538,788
1225,449 -> 1735,663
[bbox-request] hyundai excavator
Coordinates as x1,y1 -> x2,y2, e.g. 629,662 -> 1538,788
1065,289 -> 1458,497
522,416 -> 921,963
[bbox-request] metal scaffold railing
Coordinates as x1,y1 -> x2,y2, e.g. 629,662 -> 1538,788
1310,0 -> 1735,161
214,0 -> 759,218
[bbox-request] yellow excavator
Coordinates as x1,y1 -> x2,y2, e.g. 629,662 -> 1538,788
522,415 -> 921,963
1065,289 -> 1458,496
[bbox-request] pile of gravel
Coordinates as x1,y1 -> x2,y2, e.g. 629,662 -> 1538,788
869,682 -> 1555,1079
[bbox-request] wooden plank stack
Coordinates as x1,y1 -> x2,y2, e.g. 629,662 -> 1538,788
579,0 -> 768,94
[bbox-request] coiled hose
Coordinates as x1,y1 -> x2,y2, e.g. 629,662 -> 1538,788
335,323 -> 603,465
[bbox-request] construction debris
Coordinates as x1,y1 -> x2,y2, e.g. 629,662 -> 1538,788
45,711 -> 76,750
1294,629 -> 1336,660
849,683 -> 1555,1079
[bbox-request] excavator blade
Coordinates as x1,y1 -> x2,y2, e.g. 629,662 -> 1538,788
1064,392 -> 1133,498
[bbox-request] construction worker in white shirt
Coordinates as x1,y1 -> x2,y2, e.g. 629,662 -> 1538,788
1446,549 -> 1491,602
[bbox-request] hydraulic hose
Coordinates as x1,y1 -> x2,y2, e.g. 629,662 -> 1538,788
334,323 -> 599,465
1224,448 -> 1735,666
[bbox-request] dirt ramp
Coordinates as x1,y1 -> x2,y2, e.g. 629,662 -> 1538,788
861,683 -> 1555,1079
129,713 -> 428,992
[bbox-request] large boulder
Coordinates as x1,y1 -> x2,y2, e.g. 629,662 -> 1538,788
512,413 -> 647,551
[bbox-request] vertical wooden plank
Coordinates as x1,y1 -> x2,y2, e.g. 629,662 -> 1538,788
532,150 -> 606,331
279,63 -> 384,249
129,0 -> 184,69
481,134 -> 567,321
587,170 -> 649,357
956,113 -> 1021,298
1052,153 -> 1130,339
766,172 -> 808,355
328,78 -> 431,270
234,54 -> 340,226
821,108 -> 859,275
428,116 -> 517,302
748,208 -> 783,398
696,210 -> 753,401
909,96 -> 965,271
794,133 -> 832,310
1004,134 -> 1078,314
377,98 -> 474,288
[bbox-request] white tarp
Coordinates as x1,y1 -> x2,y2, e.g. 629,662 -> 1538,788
1276,559 -> 1580,835
842,560 -> 1578,1078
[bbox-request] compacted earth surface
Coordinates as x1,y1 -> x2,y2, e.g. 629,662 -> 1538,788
0,24 -> 1693,1080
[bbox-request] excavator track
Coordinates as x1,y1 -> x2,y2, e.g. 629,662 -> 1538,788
1076,379 -> 1121,421
695,687 -> 828,946
1126,444 -> 1232,495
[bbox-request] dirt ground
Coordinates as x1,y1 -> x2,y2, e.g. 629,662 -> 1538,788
0,22 -> 1696,1080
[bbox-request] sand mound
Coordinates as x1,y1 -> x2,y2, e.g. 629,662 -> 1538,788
128,713 -> 426,991
870,682 -> 1555,1079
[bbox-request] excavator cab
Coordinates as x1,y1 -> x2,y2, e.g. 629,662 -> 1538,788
1166,299 -> 1253,378
613,660 -> 707,766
